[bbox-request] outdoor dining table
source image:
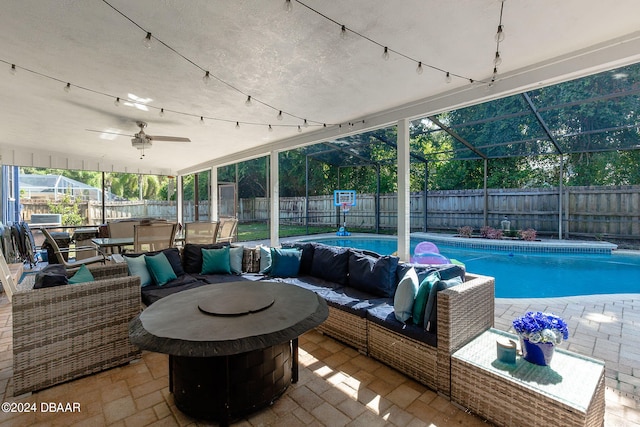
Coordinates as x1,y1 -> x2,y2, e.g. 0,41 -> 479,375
90,237 -> 133,253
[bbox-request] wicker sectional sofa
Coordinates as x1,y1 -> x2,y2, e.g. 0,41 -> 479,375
133,242 -> 495,397
12,263 -> 141,395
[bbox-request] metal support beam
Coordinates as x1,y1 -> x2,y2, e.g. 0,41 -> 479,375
428,116 -> 488,160
522,92 -> 563,154
483,159 -> 488,227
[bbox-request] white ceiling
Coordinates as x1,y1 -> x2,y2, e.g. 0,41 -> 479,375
1,0 -> 639,176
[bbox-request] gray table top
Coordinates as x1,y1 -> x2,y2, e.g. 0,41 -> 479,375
129,281 -> 328,357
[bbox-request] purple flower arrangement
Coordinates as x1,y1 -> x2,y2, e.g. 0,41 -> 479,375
512,311 -> 569,345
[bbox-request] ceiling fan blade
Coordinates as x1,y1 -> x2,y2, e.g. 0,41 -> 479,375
147,135 -> 191,142
86,129 -> 133,137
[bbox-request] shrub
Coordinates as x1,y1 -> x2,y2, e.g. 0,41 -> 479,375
457,226 -> 474,238
481,226 -> 503,240
519,228 -> 537,241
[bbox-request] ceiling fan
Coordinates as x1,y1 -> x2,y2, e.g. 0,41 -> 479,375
87,121 -> 190,158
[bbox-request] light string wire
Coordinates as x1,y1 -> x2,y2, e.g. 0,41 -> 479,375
292,0 -> 487,84
4,2 -> 504,134
489,0 -> 506,86
101,0 -> 329,128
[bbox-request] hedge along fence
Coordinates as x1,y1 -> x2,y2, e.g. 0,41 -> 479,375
20,185 -> 640,241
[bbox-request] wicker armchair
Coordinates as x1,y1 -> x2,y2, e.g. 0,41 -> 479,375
12,263 -> 141,395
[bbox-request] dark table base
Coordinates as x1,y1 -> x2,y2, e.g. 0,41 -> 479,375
170,340 -> 294,424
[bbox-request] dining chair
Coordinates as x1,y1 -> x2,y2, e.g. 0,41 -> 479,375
133,223 -> 177,253
40,227 -> 107,268
216,217 -> 238,243
184,221 -> 219,244
107,219 -> 140,253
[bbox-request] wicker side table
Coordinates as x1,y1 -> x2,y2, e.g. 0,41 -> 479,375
451,329 -> 605,427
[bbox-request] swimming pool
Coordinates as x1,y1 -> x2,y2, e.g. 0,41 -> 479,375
300,237 -> 640,298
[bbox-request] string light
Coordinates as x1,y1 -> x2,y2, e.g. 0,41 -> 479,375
297,125 -> 302,133
284,0 -> 292,12
494,51 -> 502,66
277,110 -> 283,121
114,97 -> 120,107
340,25 -> 347,39
9,64 -> 16,75
64,82 -> 71,93
143,32 -> 152,48
235,121 -> 240,129
200,116 -> 205,125
202,71 -> 211,85
445,72 -> 452,83
268,124 -> 273,132
416,62 -> 424,75
159,108 -> 164,117
382,47 -> 389,61
245,95 -> 252,106
303,119 -> 309,128
495,25 -> 505,43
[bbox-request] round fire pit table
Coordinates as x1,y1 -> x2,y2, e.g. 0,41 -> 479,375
129,281 -> 328,425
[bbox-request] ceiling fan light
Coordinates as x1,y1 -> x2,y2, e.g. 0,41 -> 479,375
143,32 -> 152,49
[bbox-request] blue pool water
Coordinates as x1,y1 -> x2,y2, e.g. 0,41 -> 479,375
303,237 -> 640,298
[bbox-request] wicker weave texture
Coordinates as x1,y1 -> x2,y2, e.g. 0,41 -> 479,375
316,306 -> 368,353
367,323 -> 438,390
436,272 -> 495,395
12,272 -> 141,395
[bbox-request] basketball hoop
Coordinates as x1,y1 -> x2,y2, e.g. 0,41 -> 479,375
341,202 -> 351,213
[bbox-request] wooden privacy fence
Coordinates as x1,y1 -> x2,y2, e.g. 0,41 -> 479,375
20,185 -> 640,240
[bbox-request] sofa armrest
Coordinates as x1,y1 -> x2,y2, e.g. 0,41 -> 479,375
437,273 -> 495,354
67,262 -> 129,280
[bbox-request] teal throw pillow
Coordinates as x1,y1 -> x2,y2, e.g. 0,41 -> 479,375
229,246 -> 244,274
201,246 -> 231,275
393,267 -> 419,323
424,276 -> 463,332
269,248 -> 302,278
68,264 -> 95,284
259,246 -> 272,274
125,254 -> 152,287
412,271 -> 440,327
145,252 -> 178,286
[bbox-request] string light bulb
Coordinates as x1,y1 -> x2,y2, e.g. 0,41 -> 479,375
495,25 -> 505,43
200,116 -> 205,125
268,124 -> 273,132
245,95 -> 252,106
340,25 -> 347,39
445,72 -> 452,83
382,47 -> 390,61
143,32 -> 152,48
303,119 -> 309,128
297,125 -> 302,133
284,0 -> 292,12
159,108 -> 164,117
235,121 -> 240,129
416,62 -> 424,75
494,51 -> 502,66
277,110 -> 283,121
9,64 -> 16,75
203,71 -> 211,85
114,97 -> 120,107
64,82 -> 71,93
